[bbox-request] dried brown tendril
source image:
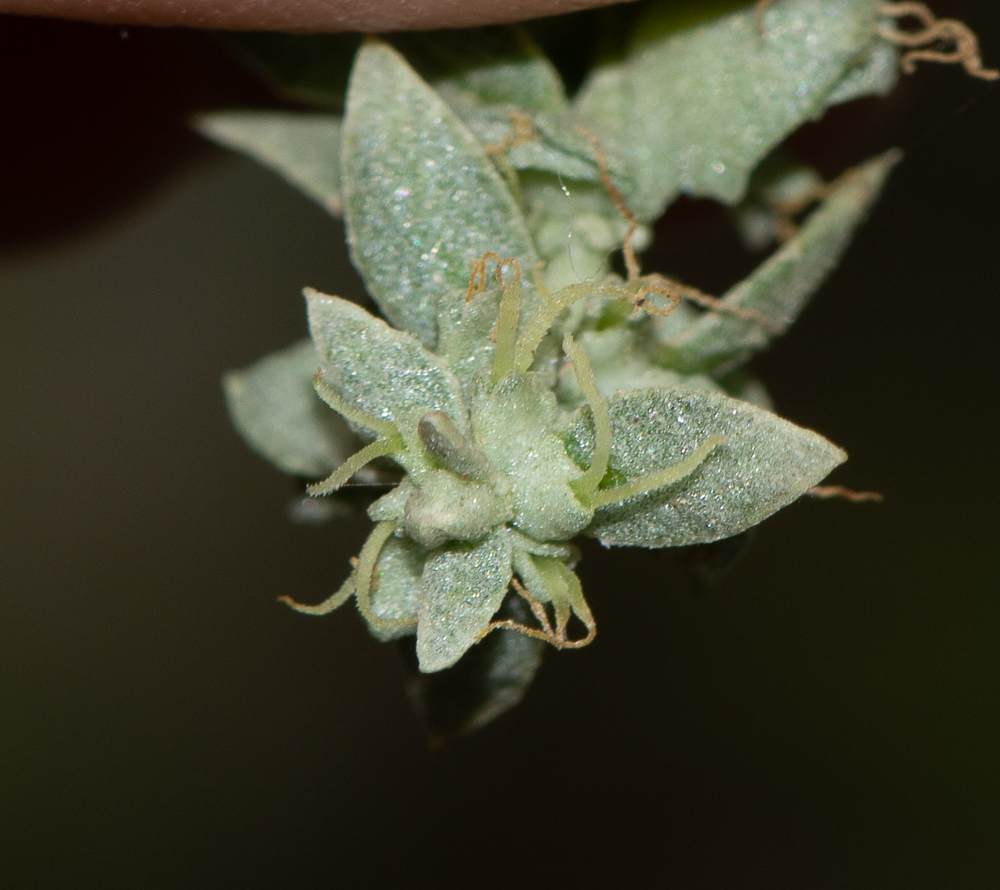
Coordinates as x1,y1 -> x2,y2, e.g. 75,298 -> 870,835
483,111 -> 538,156
876,2 -> 998,81
466,250 -> 516,302
481,577 -> 597,649
574,126 -> 768,324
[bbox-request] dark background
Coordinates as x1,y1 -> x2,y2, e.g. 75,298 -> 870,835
2,4 -> 998,886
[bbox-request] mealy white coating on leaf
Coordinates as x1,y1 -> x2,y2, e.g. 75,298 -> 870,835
661,149 -> 900,371
222,339 -> 354,478
367,483 -> 415,523
305,291 -> 467,452
341,38 -> 538,348
567,387 -> 846,547
520,177 -> 629,291
555,327 -> 721,410
573,0 -> 882,219
471,373 -> 593,542
196,112 -> 344,216
403,469 -> 513,550
434,284 -> 548,401
399,26 -> 567,115
366,535 -> 424,642
416,530 -> 513,672
408,29 -> 618,184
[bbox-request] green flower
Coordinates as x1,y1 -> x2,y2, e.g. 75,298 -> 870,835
210,16 -> 903,702
279,257 -> 843,672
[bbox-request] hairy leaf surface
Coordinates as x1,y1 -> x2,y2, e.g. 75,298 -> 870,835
416,530 -> 513,672
567,387 -> 846,547
366,535 -> 424,641
342,38 -> 537,347
306,291 -> 466,446
574,0 -> 882,218
472,374 -> 593,542
223,340 -> 354,478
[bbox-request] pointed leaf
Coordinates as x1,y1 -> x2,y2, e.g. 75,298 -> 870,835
196,112 -> 343,216
574,0 -> 882,219
567,387 -> 846,547
365,535 -> 425,642
306,291 -> 466,447
399,592 -> 544,744
396,27 -> 567,114
342,38 -> 538,347
392,29 -> 613,183
416,530 -> 513,672
223,340 -> 355,478
660,150 -> 900,372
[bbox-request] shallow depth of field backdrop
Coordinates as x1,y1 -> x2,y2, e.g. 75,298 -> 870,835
2,5 -> 999,886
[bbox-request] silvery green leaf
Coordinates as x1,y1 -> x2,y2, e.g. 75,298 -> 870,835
506,122 -> 603,182
342,38 -> 538,348
659,149 -> 900,372
366,535 -> 425,642
195,112 -> 344,216
396,27 -> 567,114
400,592 -> 544,743
434,282 -> 545,397
392,30 -> 615,183
555,327 -> 721,410
367,483 -> 415,524
306,291 -> 466,448
434,286 -> 504,396
472,373 -> 593,542
416,530 -> 513,672
573,0 -> 882,219
223,339 -> 355,478
522,176 -> 642,291
567,387 -> 846,547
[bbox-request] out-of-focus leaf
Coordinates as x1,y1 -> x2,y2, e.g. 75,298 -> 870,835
573,0 -> 882,219
567,387 -> 846,547
521,175 -> 646,291
416,530 -> 513,672
400,591 -> 544,744
659,149 -> 901,372
306,291 -> 466,450
196,112 -> 344,216
341,38 -> 537,348
223,339 -> 354,478
394,28 -> 616,184
823,36 -> 899,106
223,32 -> 360,110
396,26 -> 567,114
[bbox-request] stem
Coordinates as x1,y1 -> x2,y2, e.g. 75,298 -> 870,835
586,436 -> 725,509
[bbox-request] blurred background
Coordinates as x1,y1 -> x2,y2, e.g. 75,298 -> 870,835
1,3 -> 998,885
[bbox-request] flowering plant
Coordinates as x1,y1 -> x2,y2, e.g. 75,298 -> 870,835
202,0 -> 993,734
